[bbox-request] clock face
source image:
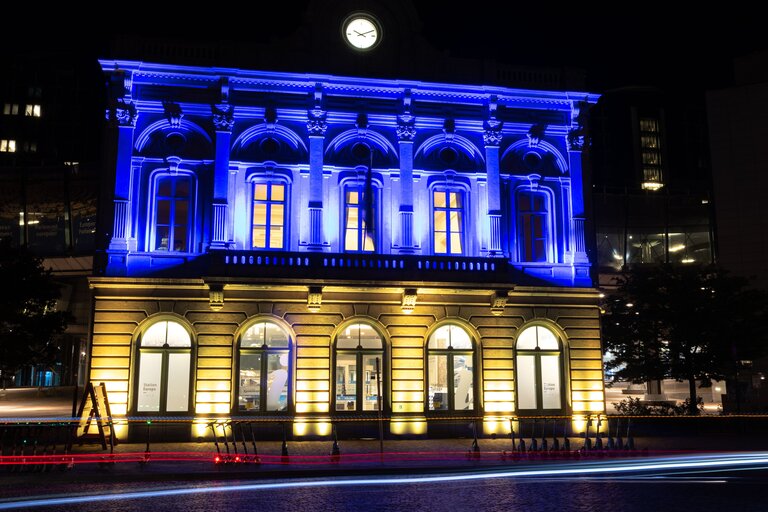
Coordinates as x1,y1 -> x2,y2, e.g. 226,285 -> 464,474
343,16 -> 380,50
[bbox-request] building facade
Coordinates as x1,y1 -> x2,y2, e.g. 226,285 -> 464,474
90,60 -> 604,439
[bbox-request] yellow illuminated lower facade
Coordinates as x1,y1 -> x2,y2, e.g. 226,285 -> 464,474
88,277 -> 606,440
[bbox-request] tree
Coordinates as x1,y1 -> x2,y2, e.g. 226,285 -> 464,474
0,242 -> 71,388
602,264 -> 768,415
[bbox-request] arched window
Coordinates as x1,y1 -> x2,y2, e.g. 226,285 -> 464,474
517,188 -> 550,262
334,323 -> 384,412
427,325 -> 475,411
153,174 -> 193,252
433,189 -> 465,255
135,320 -> 192,413
237,321 -> 291,412
515,325 -> 564,413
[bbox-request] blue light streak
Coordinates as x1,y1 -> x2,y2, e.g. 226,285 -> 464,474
1,453 -> 767,510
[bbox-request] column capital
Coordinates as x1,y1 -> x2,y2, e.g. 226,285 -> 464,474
212,104 -> 235,132
105,99 -> 138,127
483,119 -> 503,147
566,128 -> 585,152
307,109 -> 328,136
396,114 -> 416,141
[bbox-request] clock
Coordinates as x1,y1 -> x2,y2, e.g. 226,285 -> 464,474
342,13 -> 381,51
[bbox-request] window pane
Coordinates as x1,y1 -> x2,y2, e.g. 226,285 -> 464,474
433,191 -> 446,208
541,355 -> 561,409
156,200 -> 170,225
173,226 -> 186,251
155,226 -> 169,251
516,355 -> 537,410
434,211 -> 446,231
336,353 -> 356,411
450,233 -> 462,254
166,353 -> 191,412
347,190 -> 359,205
242,323 -> 265,347
272,184 -> 285,201
239,353 -> 261,411
253,203 -> 267,226
453,354 -> 473,410
428,326 -> 450,349
449,211 -> 461,232
265,323 -> 289,347
346,205 -> 359,225
166,321 -> 191,347
362,354 -> 380,411
253,227 -> 266,248
142,322 -> 168,347
266,352 -> 289,411
137,352 -> 162,412
255,184 -> 267,201
536,326 -> 558,350
516,327 -> 537,350
345,228 -> 358,251
175,200 -> 188,224
449,325 -> 472,349
270,227 -> 283,249
449,192 -> 461,208
434,232 -> 447,254
428,354 -> 448,410
158,178 -> 172,197
175,178 -> 190,198
271,204 -> 284,226
358,324 -> 382,349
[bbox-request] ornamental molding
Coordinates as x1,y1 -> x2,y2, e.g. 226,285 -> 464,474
307,109 -> 328,136
164,102 -> 184,129
212,104 -> 235,132
105,99 -> 138,127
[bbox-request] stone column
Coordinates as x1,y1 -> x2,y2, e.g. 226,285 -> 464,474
211,104 -> 234,249
483,98 -> 503,256
397,113 -> 416,253
107,99 -> 138,255
567,114 -> 589,265
306,110 -> 327,250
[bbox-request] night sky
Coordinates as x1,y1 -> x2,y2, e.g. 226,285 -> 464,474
5,4 -> 767,93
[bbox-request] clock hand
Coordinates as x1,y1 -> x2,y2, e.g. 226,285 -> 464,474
353,30 -> 365,36
360,29 -> 375,35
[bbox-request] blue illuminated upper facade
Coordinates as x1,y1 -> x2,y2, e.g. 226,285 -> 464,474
100,61 -> 598,287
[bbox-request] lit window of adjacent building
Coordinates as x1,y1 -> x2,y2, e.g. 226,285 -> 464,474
344,184 -> 375,252
20,141 -> 37,153
335,323 -> 384,412
3,104 -> 19,115
427,325 -> 475,411
515,325 -> 564,414
238,321 -> 291,413
252,182 -> 286,250
24,104 -> 41,117
0,140 -> 16,153
639,118 -> 663,191
135,320 -> 192,414
433,189 -> 464,255
517,189 -> 550,262
153,174 -> 192,252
